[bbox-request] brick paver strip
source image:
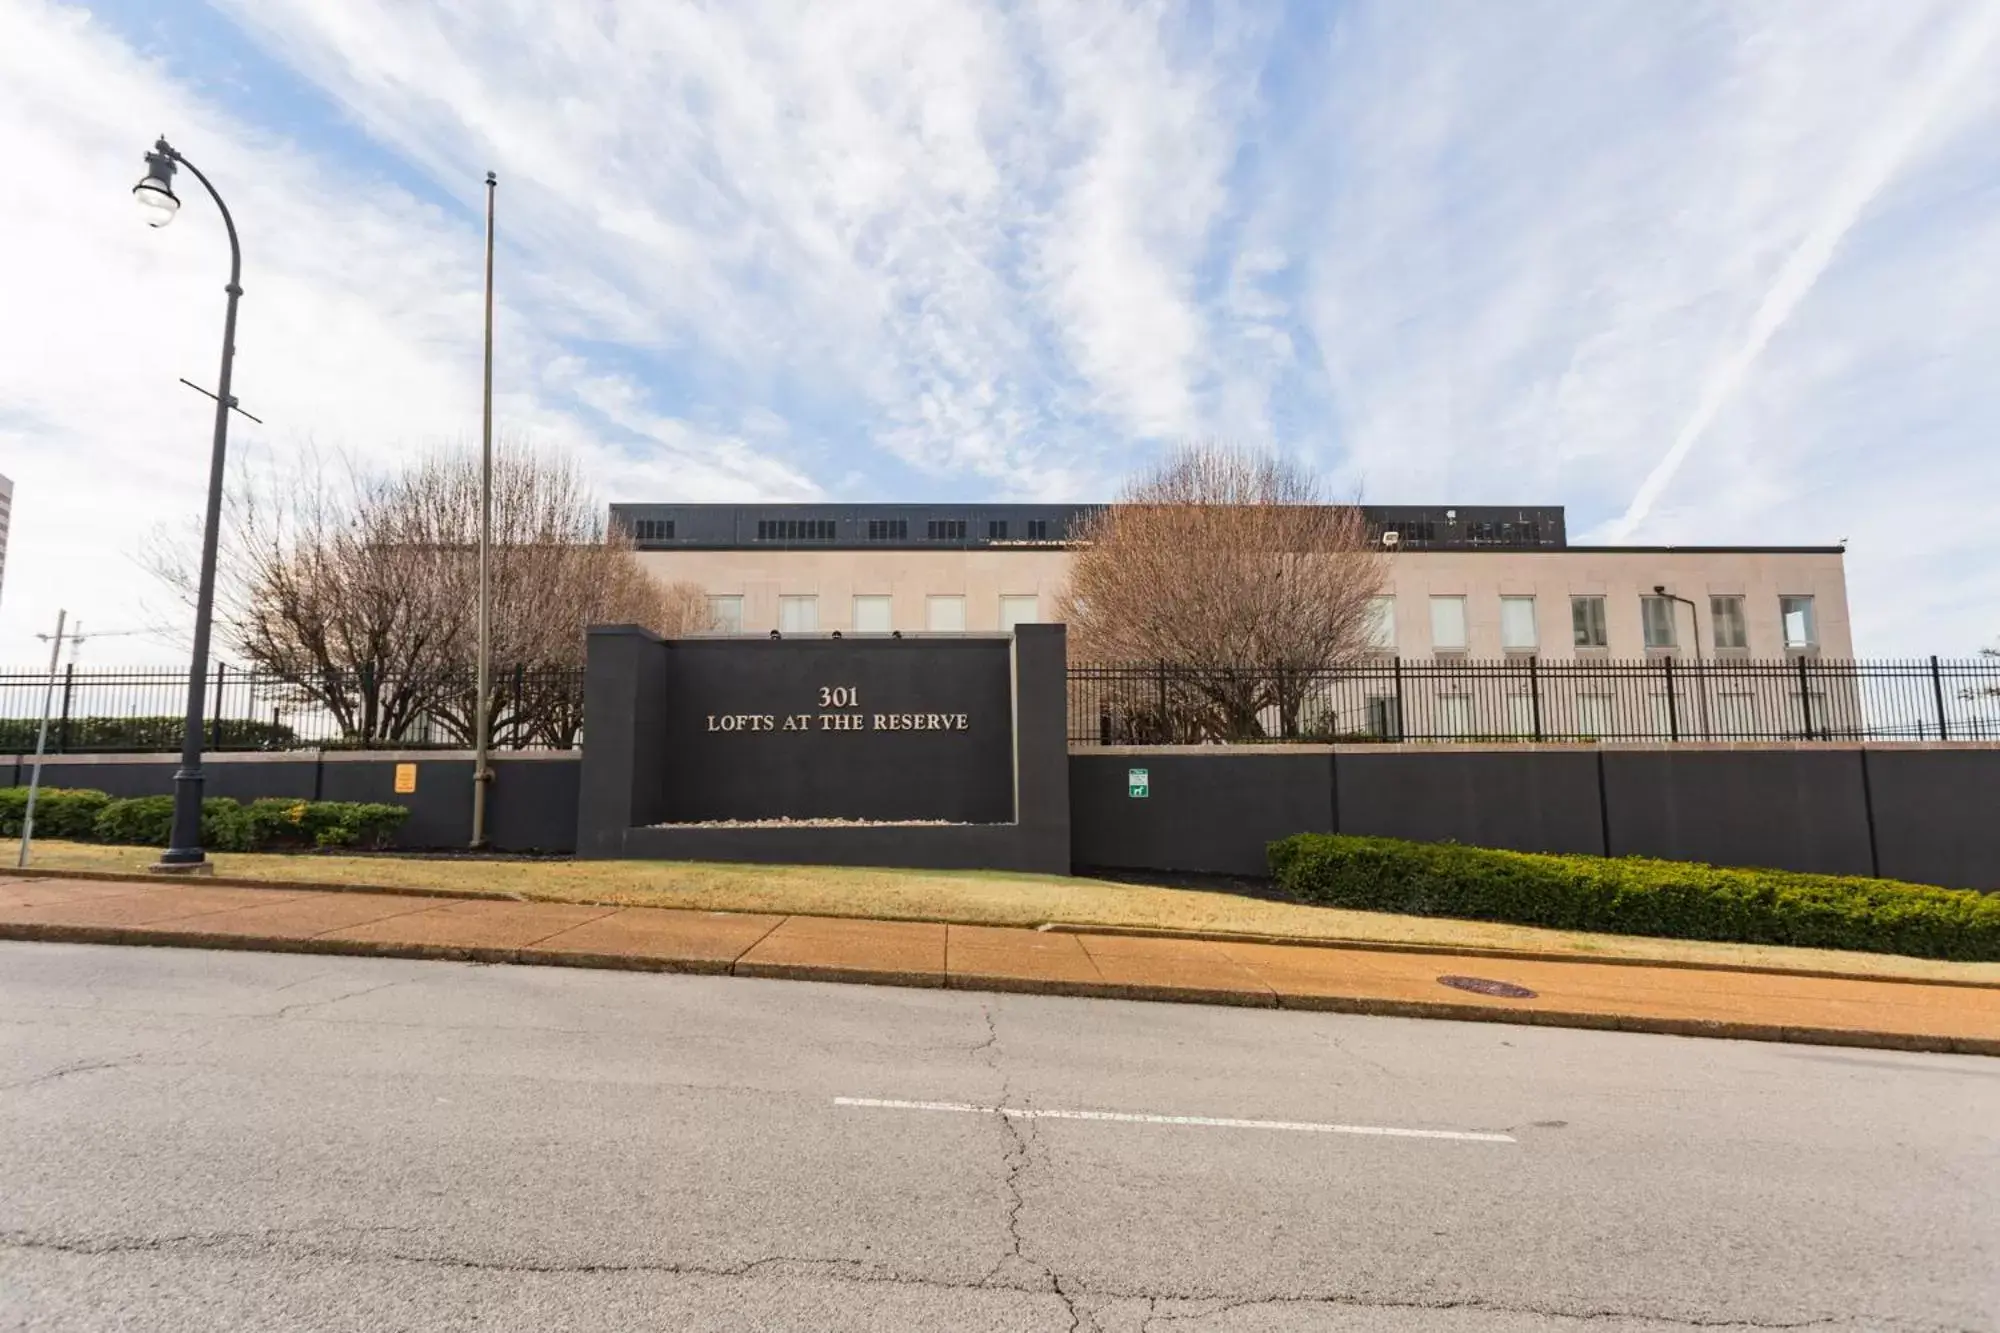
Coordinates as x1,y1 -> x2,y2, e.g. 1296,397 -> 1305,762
0,886 -> 309,929
1072,932 -> 1279,1007
735,915 -> 947,987
1,878 -> 1995,1055
319,899 -> 620,952
0,879 -> 159,911
946,924 -> 1104,992
525,908 -> 785,974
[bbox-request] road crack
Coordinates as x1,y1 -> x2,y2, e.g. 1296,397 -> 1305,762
1,1231 -> 1967,1332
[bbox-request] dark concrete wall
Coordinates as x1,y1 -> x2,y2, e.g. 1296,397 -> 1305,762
17,738 -> 2000,890
1335,749 -> 1605,856
1068,743 -> 2000,891
1070,751 -> 1334,878
575,624 -> 1070,873
7,751 -> 578,853
1864,748 -> 2000,892
1600,748 -> 1875,877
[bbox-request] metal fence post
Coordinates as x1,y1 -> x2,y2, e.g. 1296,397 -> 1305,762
1797,655 -> 1814,740
1155,661 -> 1168,743
210,660 -> 227,749
1663,655 -> 1678,741
1530,655 -> 1542,741
510,664 -> 525,749
1392,656 -> 1405,741
1930,655 -> 1949,741
56,663 -> 75,753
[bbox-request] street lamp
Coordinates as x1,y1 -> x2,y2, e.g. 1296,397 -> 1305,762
1654,584 -> 1710,740
135,136 -> 243,873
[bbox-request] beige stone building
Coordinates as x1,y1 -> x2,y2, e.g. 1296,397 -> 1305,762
613,503 -> 1860,743
616,503 -> 1851,661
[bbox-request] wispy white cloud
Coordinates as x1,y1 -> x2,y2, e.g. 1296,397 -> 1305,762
0,0 -> 805,662
1606,1 -> 2000,540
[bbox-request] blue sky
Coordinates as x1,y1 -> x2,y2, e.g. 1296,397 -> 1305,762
2,0 -> 1998,664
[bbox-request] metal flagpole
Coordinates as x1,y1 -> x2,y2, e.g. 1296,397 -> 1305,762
17,609 -> 68,868
471,170 -> 497,848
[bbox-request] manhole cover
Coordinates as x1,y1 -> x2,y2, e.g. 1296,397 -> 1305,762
1437,975 -> 1537,1000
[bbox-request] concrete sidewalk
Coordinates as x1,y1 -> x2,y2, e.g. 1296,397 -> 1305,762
2,874 -> 1995,1055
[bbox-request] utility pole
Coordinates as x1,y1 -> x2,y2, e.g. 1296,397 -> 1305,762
471,170 -> 497,849
17,610 -> 67,868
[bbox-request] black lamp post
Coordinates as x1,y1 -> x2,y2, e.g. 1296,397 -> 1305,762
1654,584 -> 1710,740
135,137 -> 242,872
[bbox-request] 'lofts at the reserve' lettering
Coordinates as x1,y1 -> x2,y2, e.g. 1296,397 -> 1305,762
872,712 -> 969,731
704,711 -> 970,733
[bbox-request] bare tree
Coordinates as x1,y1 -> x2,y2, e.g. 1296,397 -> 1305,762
1058,444 -> 1386,742
153,443 -> 707,747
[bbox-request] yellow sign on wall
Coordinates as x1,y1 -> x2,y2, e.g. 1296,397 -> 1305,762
393,762 -> 417,794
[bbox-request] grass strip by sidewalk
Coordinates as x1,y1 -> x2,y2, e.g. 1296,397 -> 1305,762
16,838 -> 2000,986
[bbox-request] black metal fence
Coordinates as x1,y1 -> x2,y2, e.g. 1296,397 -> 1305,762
0,663 -> 588,754
5,656 -> 1999,754
1068,657 -> 2000,746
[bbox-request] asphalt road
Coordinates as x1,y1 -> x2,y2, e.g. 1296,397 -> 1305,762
1,942 -> 1995,1332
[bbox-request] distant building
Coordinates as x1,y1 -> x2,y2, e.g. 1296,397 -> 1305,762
608,502 -> 1852,660
0,473 -> 11,607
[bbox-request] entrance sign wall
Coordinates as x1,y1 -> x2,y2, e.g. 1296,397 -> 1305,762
576,624 -> 1070,872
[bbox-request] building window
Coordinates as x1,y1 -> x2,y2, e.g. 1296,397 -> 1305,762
1780,595 -> 1817,650
988,519 -> 1008,539
1366,596 -> 1396,652
926,519 -> 967,541
1365,696 -> 1401,740
778,596 -> 818,633
1710,596 -> 1747,651
851,595 -> 892,633
866,518 -> 908,541
757,519 -> 835,541
632,518 -> 674,542
999,595 -> 1039,631
1500,596 -> 1537,653
1026,518 -> 1049,540
1571,595 -> 1607,649
1641,596 -> 1677,650
707,595 -> 743,634
926,595 -> 966,632
1429,596 -> 1468,653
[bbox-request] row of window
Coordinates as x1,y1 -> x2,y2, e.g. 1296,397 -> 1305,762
1361,686 -> 1834,740
707,594 -> 1042,635
1378,519 -> 1546,547
632,516 -> 1065,544
1369,593 -> 1820,653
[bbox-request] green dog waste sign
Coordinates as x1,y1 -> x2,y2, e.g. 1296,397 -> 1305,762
1127,767 -> 1149,798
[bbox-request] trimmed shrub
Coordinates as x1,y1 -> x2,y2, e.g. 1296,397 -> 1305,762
1267,834 -> 2000,962
0,786 -> 112,840
4,784 -> 408,852
245,798 -> 408,850
92,796 -> 253,851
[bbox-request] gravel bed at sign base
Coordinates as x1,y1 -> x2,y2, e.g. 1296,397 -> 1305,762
1268,833 -> 2000,962
650,816 -> 980,828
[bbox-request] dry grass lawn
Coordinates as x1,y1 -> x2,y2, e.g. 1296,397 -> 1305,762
15,838 -> 1998,985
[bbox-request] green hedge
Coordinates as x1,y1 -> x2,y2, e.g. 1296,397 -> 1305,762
0,716 -> 300,753
1267,833 -> 2000,962
0,786 -> 408,853
0,787 -> 111,840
